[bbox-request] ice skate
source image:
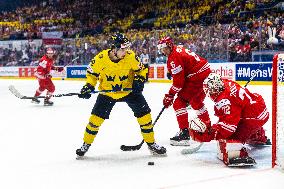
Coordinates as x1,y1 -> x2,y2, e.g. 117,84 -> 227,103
44,98 -> 54,106
147,143 -> 167,156
31,97 -> 40,104
228,148 -> 256,167
76,142 -> 91,159
228,156 -> 256,167
170,128 -> 191,146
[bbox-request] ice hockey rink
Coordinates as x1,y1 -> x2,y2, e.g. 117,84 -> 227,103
0,79 -> 283,189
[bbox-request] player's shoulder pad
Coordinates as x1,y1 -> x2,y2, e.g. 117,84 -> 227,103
126,50 -> 140,62
97,50 -> 109,59
215,99 -> 231,110
126,49 -> 134,55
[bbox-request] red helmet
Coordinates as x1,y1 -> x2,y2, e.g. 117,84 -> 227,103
157,36 -> 174,50
46,47 -> 55,54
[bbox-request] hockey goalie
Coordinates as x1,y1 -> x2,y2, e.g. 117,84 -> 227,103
189,73 -> 270,167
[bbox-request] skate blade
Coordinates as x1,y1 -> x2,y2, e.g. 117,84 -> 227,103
170,140 -> 191,146
228,163 -> 256,167
31,101 -> 40,104
44,104 -> 53,106
76,155 -> 85,160
149,151 -> 167,157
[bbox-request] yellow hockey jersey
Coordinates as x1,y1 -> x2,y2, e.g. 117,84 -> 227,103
85,49 -> 148,99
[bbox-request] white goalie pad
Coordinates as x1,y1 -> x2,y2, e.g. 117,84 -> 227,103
189,117 -> 207,133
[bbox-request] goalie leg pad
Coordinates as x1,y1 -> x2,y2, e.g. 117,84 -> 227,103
217,140 -> 256,167
247,127 -> 270,145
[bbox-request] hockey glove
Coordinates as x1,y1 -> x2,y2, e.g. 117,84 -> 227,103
189,127 -> 216,142
45,74 -> 52,79
132,75 -> 146,94
166,72 -> 172,80
54,67 -> 64,72
163,93 -> 174,108
78,83 -> 94,99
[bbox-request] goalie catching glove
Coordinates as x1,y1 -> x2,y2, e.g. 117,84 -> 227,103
189,117 -> 207,133
132,75 -> 146,93
78,83 -> 94,99
189,118 -> 216,142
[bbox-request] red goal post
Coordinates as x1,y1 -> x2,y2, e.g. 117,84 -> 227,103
272,53 -> 284,168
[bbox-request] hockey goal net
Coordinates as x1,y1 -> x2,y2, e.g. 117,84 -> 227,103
272,53 -> 284,168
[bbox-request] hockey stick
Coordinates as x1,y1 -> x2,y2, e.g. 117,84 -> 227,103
243,63 -> 264,87
181,142 -> 204,154
8,85 -> 132,100
62,56 -> 79,68
120,106 -> 166,151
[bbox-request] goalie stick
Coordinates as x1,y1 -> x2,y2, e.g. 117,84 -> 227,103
120,106 -> 166,151
181,142 -> 204,154
8,85 -> 132,100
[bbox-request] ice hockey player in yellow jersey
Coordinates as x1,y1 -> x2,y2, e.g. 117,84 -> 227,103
76,33 -> 166,158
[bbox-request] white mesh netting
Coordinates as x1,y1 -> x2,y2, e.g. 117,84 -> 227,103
276,54 -> 284,168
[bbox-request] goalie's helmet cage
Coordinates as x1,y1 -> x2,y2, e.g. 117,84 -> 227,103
157,36 -> 174,50
110,33 -> 131,49
203,73 -> 224,98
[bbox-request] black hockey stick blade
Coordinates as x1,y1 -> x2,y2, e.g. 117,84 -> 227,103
120,106 -> 166,152
120,140 -> 144,151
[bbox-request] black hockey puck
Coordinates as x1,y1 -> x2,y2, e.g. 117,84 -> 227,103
148,161 -> 154,165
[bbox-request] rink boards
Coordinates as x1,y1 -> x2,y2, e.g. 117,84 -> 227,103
0,62 -> 275,85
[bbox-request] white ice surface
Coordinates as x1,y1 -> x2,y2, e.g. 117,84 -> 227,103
0,79 -> 283,189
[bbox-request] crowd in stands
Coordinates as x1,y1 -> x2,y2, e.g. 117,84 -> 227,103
0,0 -> 283,67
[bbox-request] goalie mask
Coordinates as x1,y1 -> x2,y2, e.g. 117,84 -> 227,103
203,73 -> 224,99
110,33 -> 131,49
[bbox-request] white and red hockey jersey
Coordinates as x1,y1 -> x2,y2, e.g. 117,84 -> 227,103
35,55 -> 55,79
212,79 -> 269,139
166,45 -> 210,95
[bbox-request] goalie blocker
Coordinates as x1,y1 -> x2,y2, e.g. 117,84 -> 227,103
188,73 -> 270,167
